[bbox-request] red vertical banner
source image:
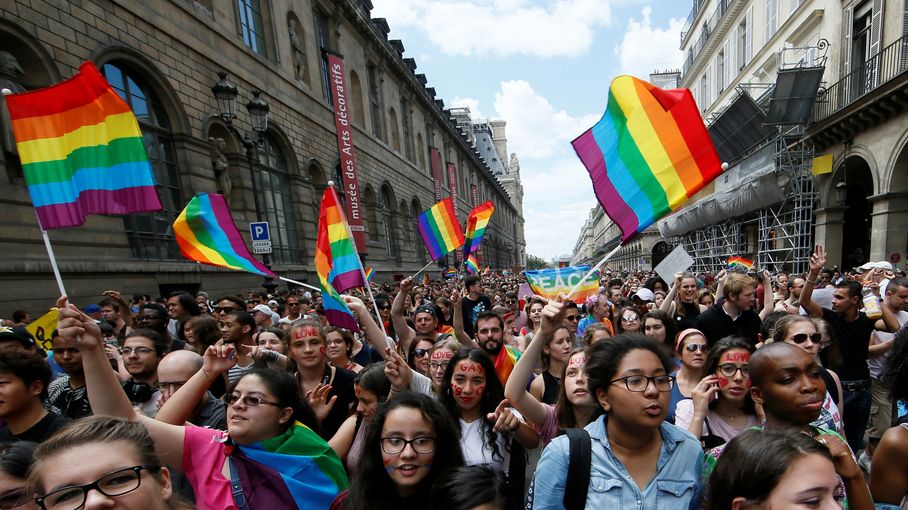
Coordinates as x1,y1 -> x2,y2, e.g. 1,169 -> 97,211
447,162 -> 459,265
471,184 -> 478,207
429,147 -> 443,202
326,51 -> 366,253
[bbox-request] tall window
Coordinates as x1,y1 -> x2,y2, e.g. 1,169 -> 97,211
367,64 -> 383,140
237,0 -> 266,55
412,199 -> 425,264
256,134 -> 299,263
379,188 -> 398,262
736,9 -> 753,71
765,0 -> 778,42
400,98 -> 413,160
388,108 -> 401,152
314,9 -> 333,104
103,63 -> 181,261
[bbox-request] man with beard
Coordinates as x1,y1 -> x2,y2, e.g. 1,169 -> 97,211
392,276 -> 445,356
465,310 -> 521,386
121,329 -> 168,418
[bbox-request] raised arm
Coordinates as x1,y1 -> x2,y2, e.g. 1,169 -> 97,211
391,277 -> 417,353
504,296 -> 565,427
450,286 -> 480,349
343,295 -> 392,359
872,277 -> 901,333
660,273 -> 682,313
103,290 -> 134,327
800,245 -> 825,318
715,270 -> 727,300
56,297 -> 186,469
157,344 -> 233,425
759,270 -> 775,320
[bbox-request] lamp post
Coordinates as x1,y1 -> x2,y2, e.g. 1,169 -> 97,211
211,71 -> 277,294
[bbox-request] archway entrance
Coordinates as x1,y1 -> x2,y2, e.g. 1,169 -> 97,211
839,155 -> 872,270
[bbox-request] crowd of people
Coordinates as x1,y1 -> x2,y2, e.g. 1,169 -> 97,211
0,243 -> 906,509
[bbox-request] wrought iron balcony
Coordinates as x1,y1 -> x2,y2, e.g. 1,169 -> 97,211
681,0 -> 733,77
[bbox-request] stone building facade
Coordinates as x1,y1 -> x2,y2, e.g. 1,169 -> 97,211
0,0 -> 525,315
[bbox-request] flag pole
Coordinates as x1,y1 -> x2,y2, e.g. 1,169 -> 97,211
326,181 -> 388,338
565,236 -> 622,300
277,276 -> 320,292
410,260 -> 435,280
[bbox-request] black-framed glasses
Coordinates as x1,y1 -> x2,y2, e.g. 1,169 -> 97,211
717,364 -> 750,378
684,344 -> 709,353
0,489 -> 29,509
380,436 -> 436,455
414,348 -> 430,358
36,465 -> 156,510
120,347 -> 154,356
790,333 -> 823,344
430,361 -> 450,371
214,306 -> 239,313
610,375 -> 674,392
227,393 -> 282,407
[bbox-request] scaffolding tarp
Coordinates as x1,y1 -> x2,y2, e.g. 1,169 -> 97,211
658,169 -> 785,238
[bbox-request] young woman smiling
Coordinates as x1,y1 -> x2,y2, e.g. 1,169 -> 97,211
531,334 -> 702,508
331,392 -> 464,510
324,327 -> 364,374
661,272 -> 708,331
666,328 -> 708,424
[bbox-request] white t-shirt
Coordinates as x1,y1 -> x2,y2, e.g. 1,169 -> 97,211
868,310 -> 908,379
459,416 -> 513,475
674,399 -> 758,444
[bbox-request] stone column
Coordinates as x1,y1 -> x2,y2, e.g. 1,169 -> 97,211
868,192 -> 908,263
814,207 -> 846,266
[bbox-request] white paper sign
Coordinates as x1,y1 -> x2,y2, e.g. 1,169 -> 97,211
654,245 -> 694,285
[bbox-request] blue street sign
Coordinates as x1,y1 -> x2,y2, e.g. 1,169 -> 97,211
250,222 -> 271,242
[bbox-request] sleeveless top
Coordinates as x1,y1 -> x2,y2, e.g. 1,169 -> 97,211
541,370 -> 561,405
346,415 -> 367,474
674,301 -> 701,331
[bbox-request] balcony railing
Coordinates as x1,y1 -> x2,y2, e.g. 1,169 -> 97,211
814,34 -> 908,122
681,0 -> 733,77
680,0 -> 708,46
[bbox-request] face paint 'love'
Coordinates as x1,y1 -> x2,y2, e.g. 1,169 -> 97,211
291,327 -> 320,340
723,351 -> 750,363
431,350 -> 453,361
569,354 -> 585,366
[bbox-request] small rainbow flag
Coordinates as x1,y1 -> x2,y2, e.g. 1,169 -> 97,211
483,266 -> 491,275
493,345 -> 521,385
418,198 -> 465,260
364,266 -> 374,283
465,254 -> 479,274
315,187 -> 363,332
463,201 -> 494,259
6,62 -> 162,229
727,256 -> 754,271
572,75 -> 722,242
172,193 -> 275,277
443,268 -> 458,279
421,273 -> 430,286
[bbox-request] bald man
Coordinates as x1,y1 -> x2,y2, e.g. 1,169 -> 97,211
157,350 -> 226,430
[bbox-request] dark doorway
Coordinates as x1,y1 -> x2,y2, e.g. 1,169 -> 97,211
652,241 -> 671,268
840,156 -> 872,270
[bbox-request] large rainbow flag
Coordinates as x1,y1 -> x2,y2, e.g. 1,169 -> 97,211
6,62 -> 162,229
315,187 -> 363,332
418,197 -> 465,260
463,201 -> 494,259
572,75 -> 722,243
524,265 -> 600,305
230,420 -> 348,508
172,193 -> 275,277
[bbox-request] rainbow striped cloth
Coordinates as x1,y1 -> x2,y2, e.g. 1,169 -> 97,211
444,268 -> 458,279
572,75 -> 722,242
6,62 -> 162,229
463,201 -> 494,259
524,265 -> 600,305
421,273 -> 430,286
364,266 -> 374,283
418,198 -> 464,260
316,187 -> 363,332
230,420 -> 348,508
494,345 -> 521,385
172,193 -> 275,277
727,256 -> 754,271
465,254 -> 480,274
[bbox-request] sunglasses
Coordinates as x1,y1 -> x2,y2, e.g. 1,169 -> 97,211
622,315 -> 639,322
790,333 -> 823,344
414,348 -> 430,357
565,315 -> 580,321
684,344 -> 709,353
227,394 -> 281,407
214,306 -> 239,313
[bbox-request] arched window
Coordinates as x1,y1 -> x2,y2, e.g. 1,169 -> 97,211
364,187 -> 378,237
388,107 -> 401,152
256,133 -> 299,263
349,70 -> 366,126
416,133 -> 426,172
103,63 -> 181,261
379,187 -> 398,262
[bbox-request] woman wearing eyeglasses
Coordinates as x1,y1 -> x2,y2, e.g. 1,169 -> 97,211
666,329 -> 709,424
331,392 -> 464,510
675,337 -> 759,448
27,417 -> 192,510
55,298 -> 348,510
531,334 -> 702,509
770,315 -> 844,436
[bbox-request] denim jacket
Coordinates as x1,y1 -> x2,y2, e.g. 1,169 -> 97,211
531,415 -> 703,510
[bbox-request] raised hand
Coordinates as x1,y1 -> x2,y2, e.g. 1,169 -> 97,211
55,296 -> 102,349
809,245 -> 827,274
487,399 -> 520,432
384,346 -> 412,392
691,375 -> 720,416
203,343 -> 236,376
538,295 -> 566,335
399,277 -> 414,294
817,433 -> 861,480
305,383 -> 338,423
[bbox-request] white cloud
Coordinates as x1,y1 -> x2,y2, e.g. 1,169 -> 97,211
372,0 -> 612,57
615,6 -> 684,78
449,97 -> 485,119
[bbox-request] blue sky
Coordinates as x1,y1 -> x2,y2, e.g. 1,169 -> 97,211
371,0 -> 691,260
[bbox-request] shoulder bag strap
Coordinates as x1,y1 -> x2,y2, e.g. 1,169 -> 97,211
227,456 -> 250,510
562,428 -> 592,510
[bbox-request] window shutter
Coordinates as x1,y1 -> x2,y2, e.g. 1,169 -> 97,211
745,7 -> 754,66
843,4 -> 854,75
732,25 -> 740,72
723,40 -> 730,87
869,0 -> 885,56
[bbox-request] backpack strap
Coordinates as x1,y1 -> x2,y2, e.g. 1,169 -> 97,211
227,456 -> 250,510
562,428 -> 592,510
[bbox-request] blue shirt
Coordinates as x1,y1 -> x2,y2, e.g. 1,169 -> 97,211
532,414 -> 703,510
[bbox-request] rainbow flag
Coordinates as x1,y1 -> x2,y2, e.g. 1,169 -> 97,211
463,201 -> 494,258
364,266 -> 374,283
418,198 -> 465,260
231,420 -> 348,509
5,62 -> 162,229
494,345 -> 521,385
465,254 -> 480,274
572,75 -> 722,243
483,266 -> 491,275
728,256 -> 754,271
524,265 -> 600,305
172,193 -> 275,277
421,273 -> 430,286
315,187 -> 363,332
444,268 -> 457,279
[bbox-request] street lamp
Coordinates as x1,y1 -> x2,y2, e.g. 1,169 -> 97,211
211,71 -> 276,293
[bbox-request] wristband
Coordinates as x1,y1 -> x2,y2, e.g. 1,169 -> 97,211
806,278 -> 818,285
263,349 -> 280,363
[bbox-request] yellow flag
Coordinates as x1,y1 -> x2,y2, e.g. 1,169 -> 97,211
811,155 -> 834,175
26,308 -> 58,350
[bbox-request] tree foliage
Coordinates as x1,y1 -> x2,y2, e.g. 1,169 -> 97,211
525,254 -> 549,270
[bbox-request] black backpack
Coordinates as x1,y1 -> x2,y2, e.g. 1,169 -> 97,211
525,428 -> 591,510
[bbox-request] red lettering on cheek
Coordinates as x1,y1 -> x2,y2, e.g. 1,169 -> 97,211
475,385 -> 485,396
319,346 -> 326,355
451,383 -> 463,396
718,376 -> 730,388
744,379 -> 752,390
